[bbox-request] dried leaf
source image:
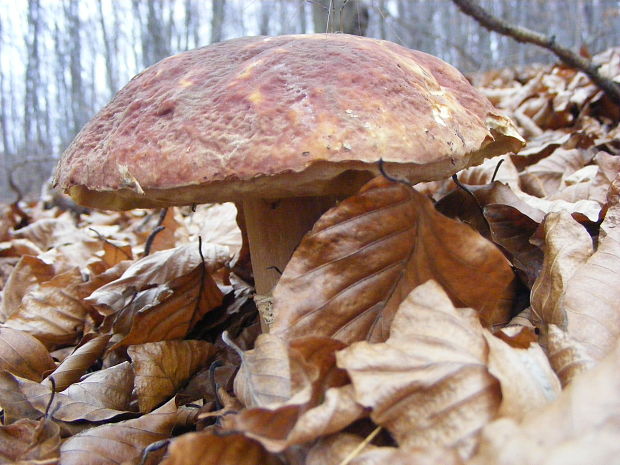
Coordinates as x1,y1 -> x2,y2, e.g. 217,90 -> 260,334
307,433 -> 464,465
223,384 -> 364,453
0,371 -> 130,424
86,242 -> 225,314
59,398 -> 177,465
160,431 -> 282,465
60,361 -> 134,412
43,334 -> 111,391
128,340 -> 214,413
4,268 -> 89,349
112,262 -> 222,348
470,338 -> 620,465
483,331 -> 560,420
272,177 -> 516,343
232,334 -> 296,409
0,326 -> 56,381
0,255 -> 54,321
520,148 -> 593,197
545,324 -> 595,387
0,418 -> 60,463
337,280 -> 501,459
185,203 -> 243,258
483,204 -> 544,287
531,208 -> 620,360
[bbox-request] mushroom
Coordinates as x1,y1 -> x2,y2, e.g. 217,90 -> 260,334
53,34 -> 524,328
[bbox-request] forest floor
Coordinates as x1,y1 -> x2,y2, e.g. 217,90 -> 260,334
0,48 -> 619,465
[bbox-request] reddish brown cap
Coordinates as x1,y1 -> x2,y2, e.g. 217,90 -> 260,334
54,34 -> 524,210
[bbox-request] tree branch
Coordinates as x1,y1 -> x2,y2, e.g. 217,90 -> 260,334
451,0 -> 620,106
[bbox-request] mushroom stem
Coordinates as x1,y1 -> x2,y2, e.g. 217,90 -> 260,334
243,196 -> 338,328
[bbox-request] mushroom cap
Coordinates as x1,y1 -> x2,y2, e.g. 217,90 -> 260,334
54,34 -> 524,210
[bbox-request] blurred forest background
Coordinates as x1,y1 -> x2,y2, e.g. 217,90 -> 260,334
0,0 -> 619,201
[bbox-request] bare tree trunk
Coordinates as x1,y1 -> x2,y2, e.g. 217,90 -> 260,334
312,0 -> 369,36
97,0 -> 119,95
258,2 -> 270,35
210,0 -> 226,43
24,0 -> 44,150
66,0 -> 87,135
298,0 -> 307,34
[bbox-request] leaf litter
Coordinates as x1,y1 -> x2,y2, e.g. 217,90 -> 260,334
0,50 -> 619,464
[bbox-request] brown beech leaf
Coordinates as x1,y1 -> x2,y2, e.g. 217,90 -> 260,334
531,207 -> 620,360
128,340 -> 214,413
483,204 -> 544,287
222,384 -> 365,453
113,264 -> 222,349
469,338 -> 620,465
224,336 -> 360,452
60,361 -> 134,412
85,243 -> 224,347
0,418 -> 60,464
272,177 -> 516,344
336,280 -> 501,459
519,148 -> 593,197
86,242 -> 226,314
42,334 -> 111,391
545,324 -> 595,387
307,433 -> 464,465
232,334 -> 297,409
0,326 -> 56,381
483,332 -> 560,420
184,203 -> 243,258
10,217 -> 93,252
59,398 -> 177,465
159,431 -> 282,465
4,267 -> 90,350
0,371 -> 130,424
0,255 -> 55,321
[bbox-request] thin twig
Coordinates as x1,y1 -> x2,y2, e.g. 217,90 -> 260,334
491,158 -> 505,183
209,360 -> 224,410
451,0 -> 620,105
44,378 -> 57,418
338,426 -> 382,465
143,226 -> 165,256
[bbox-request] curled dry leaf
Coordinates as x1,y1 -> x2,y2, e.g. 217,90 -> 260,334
60,361 -> 134,412
545,324 -> 595,387
160,431 -> 282,465
483,331 -> 560,420
86,242 -> 226,314
225,336 -> 361,452
128,340 -> 215,413
0,371 -> 130,424
469,338 -> 620,465
0,326 -> 56,381
4,267 -> 90,350
519,148 -> 594,197
85,243 -> 224,348
232,334 -> 296,409
0,255 -> 55,321
184,203 -> 243,258
42,334 -> 111,391
0,418 -> 60,464
336,280 -> 501,459
307,433 -> 464,465
59,398 -> 177,465
531,206 -> 620,360
223,384 -> 365,453
272,177 -> 516,344
483,204 -> 544,287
